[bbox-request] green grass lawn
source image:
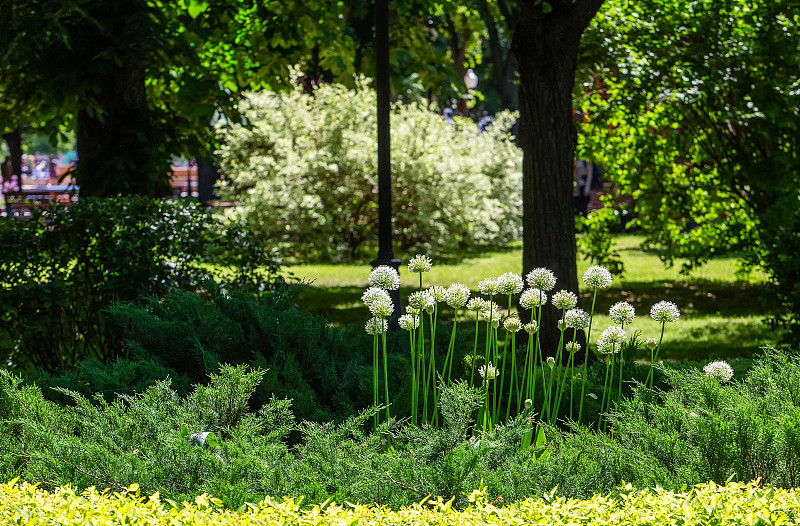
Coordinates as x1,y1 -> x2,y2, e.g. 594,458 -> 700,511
287,234 -> 782,361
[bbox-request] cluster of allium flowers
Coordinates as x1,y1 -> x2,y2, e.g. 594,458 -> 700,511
704,360 -> 734,383
609,302 -> 636,325
520,288 -> 547,310
408,254 -> 432,273
479,362 -> 499,380
368,265 -> 400,290
526,268 -> 557,291
645,337 -> 659,350
408,290 -> 435,313
523,321 -> 539,334
503,315 -> 522,333
478,278 -> 500,296
564,308 -> 590,330
362,287 -> 393,317
446,283 -> 471,309
565,341 -> 581,354
597,326 -> 626,354
365,317 -> 388,335
497,272 -> 524,295
650,301 -> 680,323
398,314 -> 419,331
429,285 -> 447,303
466,297 -> 487,312
583,265 -> 613,289
552,290 -> 578,310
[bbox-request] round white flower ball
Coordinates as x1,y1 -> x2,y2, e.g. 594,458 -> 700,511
526,268 -> 557,291
650,301 -> 680,323
398,314 -> 419,331
408,254 -> 432,273
519,288 -> 547,310
609,301 -> 636,325
446,283 -> 471,309
365,317 -> 388,335
703,360 -> 734,382
368,265 -> 400,290
583,265 -> 613,289
564,308 -> 590,330
503,315 -> 522,333
497,272 -> 524,296
552,290 -> 578,310
479,278 -> 500,296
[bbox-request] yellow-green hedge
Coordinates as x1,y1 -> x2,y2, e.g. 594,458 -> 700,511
2,478 -> 799,525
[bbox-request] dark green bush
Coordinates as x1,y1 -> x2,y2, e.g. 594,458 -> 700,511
0,198 -> 285,372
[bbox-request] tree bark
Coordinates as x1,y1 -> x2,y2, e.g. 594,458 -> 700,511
512,0 -> 603,360
2,128 -> 22,176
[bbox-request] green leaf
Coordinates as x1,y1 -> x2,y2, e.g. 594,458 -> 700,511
187,0 -> 208,18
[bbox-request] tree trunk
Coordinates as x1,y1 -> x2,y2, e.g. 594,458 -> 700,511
512,0 -> 603,360
75,65 -> 170,197
3,128 -> 22,176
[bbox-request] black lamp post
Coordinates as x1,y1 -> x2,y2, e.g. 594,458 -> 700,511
372,0 -> 402,325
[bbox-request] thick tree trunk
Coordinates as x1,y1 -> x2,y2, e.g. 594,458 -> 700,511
3,128 -> 22,176
76,64 -> 170,197
512,1 -> 602,360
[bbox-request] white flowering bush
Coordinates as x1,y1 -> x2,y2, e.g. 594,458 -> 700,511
216,80 -> 522,262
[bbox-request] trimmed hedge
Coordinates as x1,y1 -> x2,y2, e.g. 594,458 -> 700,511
2,478 -> 798,525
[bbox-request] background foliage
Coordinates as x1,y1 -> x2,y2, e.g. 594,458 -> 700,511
216,80 -> 522,262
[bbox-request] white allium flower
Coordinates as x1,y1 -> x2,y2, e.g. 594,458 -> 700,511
609,302 -> 636,325
524,398 -> 533,410
408,254 -> 432,273
523,321 -> 539,334
704,360 -> 734,382
368,265 -> 400,290
429,285 -> 447,303
408,290 -> 435,313
365,317 -> 388,335
519,288 -> 547,310
526,268 -> 557,291
650,301 -> 681,323
583,265 -> 613,289
479,362 -> 498,380
546,356 -> 556,369
552,290 -> 578,310
478,278 -> 500,296
497,272 -> 524,295
479,301 -> 500,321
398,314 -> 419,331
645,337 -> 659,351
565,341 -> 581,354
362,287 -> 393,317
597,326 -> 626,354
446,283 -> 471,309
466,297 -> 487,311
503,315 -> 522,333
564,308 -> 590,330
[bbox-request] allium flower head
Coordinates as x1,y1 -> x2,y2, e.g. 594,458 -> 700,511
564,308 -> 590,330
525,398 -> 533,410
609,302 -> 636,325
565,341 -> 581,354
398,314 -> 419,331
365,317 -> 388,335
446,283 -> 471,309
429,285 -> 447,303
408,290 -> 435,313
650,301 -> 680,323
583,265 -> 613,289
503,315 -> 522,333
479,278 -> 500,296
552,290 -> 578,310
491,318 -> 500,329
546,356 -> 556,369
704,360 -> 734,382
497,272 -> 524,296
557,319 -> 566,331
523,321 -> 539,334
479,301 -> 500,321
362,287 -> 393,317
408,254 -> 432,273
368,265 -> 400,290
519,288 -> 547,310
597,326 -> 626,354
466,297 -> 487,312
479,362 -> 498,380
526,268 -> 557,291
645,337 -> 659,351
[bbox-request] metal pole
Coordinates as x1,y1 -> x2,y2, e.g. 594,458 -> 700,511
373,0 -> 402,325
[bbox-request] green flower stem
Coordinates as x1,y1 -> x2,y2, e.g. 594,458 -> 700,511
419,320 -> 428,425
520,335 -> 533,408
382,329 -> 390,423
617,322 -> 625,402
578,288 -> 599,425
470,316 -> 480,387
506,332 -> 517,422
444,314 -> 459,385
600,352 -> 616,431
373,333 -> 379,429
646,321 -> 666,389
529,304 -> 543,402
428,312 -> 439,426
599,354 -> 612,430
492,324 -> 501,424
409,329 -> 417,426
547,311 -> 567,426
